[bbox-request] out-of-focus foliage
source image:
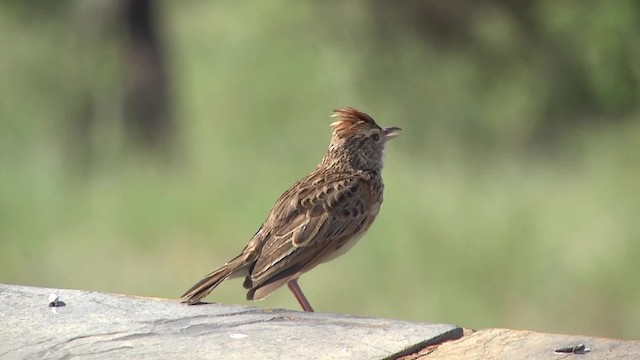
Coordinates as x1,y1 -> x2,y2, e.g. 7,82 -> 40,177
1,0 -> 638,339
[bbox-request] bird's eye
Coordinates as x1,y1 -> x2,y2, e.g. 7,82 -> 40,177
371,133 -> 380,141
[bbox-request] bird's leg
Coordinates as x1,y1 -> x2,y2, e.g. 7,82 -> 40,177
287,278 -> 314,312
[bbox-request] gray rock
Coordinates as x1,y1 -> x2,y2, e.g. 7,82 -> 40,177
0,284 -> 462,359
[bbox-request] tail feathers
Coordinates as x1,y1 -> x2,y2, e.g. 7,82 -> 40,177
180,257 -> 248,304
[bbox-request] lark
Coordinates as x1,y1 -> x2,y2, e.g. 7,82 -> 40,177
180,107 -> 401,311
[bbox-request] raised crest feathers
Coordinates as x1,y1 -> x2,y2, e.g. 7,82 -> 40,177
329,107 -> 378,135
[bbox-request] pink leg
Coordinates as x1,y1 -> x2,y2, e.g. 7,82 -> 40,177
287,278 -> 314,312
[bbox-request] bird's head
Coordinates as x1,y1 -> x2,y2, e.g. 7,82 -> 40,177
324,107 -> 401,171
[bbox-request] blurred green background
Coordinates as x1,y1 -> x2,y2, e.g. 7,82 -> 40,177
1,0 -> 639,339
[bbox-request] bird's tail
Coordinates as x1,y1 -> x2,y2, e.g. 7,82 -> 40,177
179,255 -> 248,305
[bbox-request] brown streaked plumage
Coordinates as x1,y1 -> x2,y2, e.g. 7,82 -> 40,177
180,107 -> 401,311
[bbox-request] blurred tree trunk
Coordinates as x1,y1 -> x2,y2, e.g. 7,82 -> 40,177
122,0 -> 173,151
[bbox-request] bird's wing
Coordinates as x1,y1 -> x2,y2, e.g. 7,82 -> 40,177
246,171 -> 381,292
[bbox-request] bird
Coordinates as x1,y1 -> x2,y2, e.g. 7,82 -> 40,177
180,107 -> 401,311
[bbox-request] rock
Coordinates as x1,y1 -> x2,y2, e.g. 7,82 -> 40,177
415,328 -> 640,359
0,284 -> 462,359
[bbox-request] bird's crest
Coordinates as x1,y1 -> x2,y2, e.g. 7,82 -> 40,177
330,107 -> 378,136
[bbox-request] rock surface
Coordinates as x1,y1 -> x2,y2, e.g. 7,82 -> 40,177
405,328 -> 640,359
4,284 -> 638,359
0,284 -> 462,359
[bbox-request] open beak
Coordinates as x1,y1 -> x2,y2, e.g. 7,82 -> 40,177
383,126 -> 402,141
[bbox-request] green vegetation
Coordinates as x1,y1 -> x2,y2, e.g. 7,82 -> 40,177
1,1 -> 638,339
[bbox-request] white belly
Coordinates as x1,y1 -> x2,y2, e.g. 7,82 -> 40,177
321,231 -> 366,263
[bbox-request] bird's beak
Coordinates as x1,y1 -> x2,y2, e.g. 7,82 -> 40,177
383,127 -> 402,141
